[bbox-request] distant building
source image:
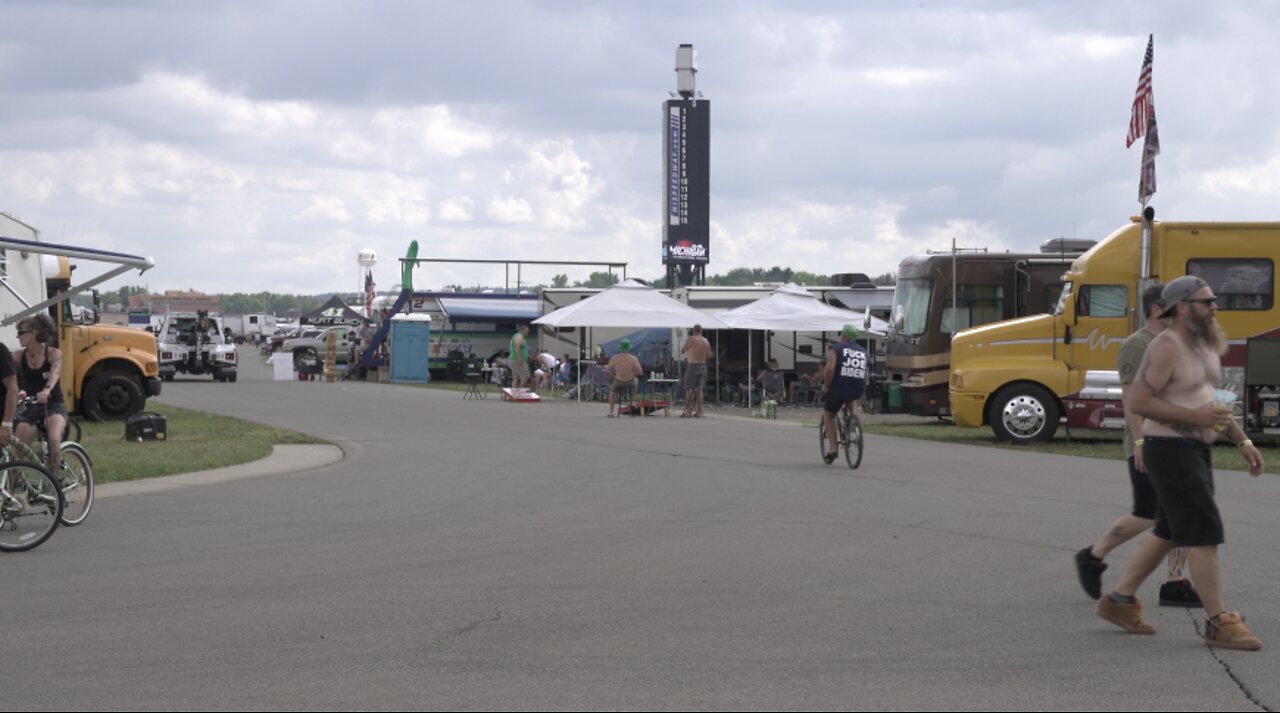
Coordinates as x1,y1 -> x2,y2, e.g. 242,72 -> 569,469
129,290 -> 221,314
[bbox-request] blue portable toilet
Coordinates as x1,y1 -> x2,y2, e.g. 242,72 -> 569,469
389,314 -> 432,383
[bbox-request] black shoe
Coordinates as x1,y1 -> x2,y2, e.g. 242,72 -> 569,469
823,451 -> 838,465
1158,579 -> 1204,608
1074,547 -> 1107,600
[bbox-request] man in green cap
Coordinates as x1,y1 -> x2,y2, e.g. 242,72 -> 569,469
821,324 -> 869,463
606,338 -> 644,417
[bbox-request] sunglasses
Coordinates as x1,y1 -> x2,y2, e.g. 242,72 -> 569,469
1182,297 -> 1218,306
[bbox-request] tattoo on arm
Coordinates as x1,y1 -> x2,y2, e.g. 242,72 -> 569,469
1137,363 -> 1158,396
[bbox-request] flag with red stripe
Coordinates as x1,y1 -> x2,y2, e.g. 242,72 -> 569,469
1126,35 -> 1154,148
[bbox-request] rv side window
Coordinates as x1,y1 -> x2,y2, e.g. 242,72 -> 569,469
941,285 -> 1005,334
1187,258 -> 1274,311
1077,285 -> 1127,318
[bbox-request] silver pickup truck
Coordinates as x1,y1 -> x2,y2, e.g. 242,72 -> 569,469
282,325 -> 357,369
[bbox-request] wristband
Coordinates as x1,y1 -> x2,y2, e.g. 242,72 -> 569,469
1133,438 -> 1145,447
1237,439 -> 1254,449
1,421 -> 11,429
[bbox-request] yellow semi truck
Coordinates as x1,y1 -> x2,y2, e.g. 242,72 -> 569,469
0,220 -> 162,420
949,215 -> 1280,443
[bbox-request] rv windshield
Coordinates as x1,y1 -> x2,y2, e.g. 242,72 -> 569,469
892,278 -> 932,336
1053,282 -> 1073,316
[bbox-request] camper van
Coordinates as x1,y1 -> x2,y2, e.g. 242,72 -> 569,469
886,240 -> 1091,417
949,218 -> 1280,443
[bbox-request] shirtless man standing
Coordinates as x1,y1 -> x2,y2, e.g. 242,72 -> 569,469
680,324 -> 711,418
1095,276 -> 1265,651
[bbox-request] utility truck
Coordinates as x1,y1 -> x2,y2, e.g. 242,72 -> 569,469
1,213 -> 162,420
155,310 -> 238,382
949,215 -> 1280,443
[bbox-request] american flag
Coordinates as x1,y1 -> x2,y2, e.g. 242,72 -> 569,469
364,270 -> 375,319
1126,35 -> 1154,148
1139,108 -> 1160,205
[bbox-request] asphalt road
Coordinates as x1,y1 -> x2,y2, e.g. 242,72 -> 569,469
6,348 -> 1278,710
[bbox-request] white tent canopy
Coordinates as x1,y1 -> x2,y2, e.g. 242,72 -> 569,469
534,279 -> 727,329
716,283 -> 889,334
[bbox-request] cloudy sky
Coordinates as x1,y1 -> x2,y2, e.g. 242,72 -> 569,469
2,0 -> 1278,295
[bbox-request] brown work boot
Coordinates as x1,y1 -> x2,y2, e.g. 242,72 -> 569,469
1097,595 -> 1157,635
1204,612 -> 1262,651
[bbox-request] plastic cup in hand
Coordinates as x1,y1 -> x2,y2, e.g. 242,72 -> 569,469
1212,389 -> 1237,432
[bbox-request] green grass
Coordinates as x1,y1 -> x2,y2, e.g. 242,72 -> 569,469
73,403 -> 326,483
858,418 -> 1280,475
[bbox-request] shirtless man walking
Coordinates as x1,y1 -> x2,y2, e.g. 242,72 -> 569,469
680,324 -> 711,418
1095,276 -> 1265,650
1075,284 -> 1199,606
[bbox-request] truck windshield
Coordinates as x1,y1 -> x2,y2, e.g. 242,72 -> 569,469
1053,282 -> 1073,316
891,278 -> 932,336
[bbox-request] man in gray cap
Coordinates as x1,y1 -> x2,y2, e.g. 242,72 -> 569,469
1095,275 -> 1265,650
1075,283 -> 1200,606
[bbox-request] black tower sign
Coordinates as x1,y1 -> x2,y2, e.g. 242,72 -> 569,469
663,44 -> 709,288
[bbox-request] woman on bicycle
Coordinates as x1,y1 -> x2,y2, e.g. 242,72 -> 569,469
821,324 -> 869,464
13,315 -> 67,472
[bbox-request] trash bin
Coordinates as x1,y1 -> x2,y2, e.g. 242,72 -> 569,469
269,352 -> 294,381
887,382 -> 904,412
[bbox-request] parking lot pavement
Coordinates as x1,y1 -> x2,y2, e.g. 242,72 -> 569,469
7,348 -> 1273,710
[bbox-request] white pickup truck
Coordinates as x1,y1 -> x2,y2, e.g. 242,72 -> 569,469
155,312 -> 238,382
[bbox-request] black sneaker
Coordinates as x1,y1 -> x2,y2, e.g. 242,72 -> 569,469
1075,547 -> 1107,600
1158,579 -> 1203,608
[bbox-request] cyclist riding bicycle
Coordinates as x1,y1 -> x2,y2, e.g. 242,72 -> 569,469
12,315 -> 67,473
821,324 -> 869,464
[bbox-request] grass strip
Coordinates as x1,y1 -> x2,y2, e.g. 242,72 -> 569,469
858,418 -> 1279,475
73,403 -> 326,483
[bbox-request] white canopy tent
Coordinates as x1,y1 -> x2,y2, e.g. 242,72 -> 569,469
534,279 -> 727,329
716,283 -> 888,404
534,280 -> 727,402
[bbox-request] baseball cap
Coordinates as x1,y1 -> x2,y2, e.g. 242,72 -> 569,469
841,324 -> 860,340
619,338 -> 632,352
1159,275 -> 1210,317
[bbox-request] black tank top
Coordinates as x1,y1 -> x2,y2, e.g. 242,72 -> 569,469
19,348 -> 63,406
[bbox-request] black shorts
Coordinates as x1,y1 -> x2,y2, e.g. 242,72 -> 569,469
1127,456 -> 1159,520
15,400 -> 69,425
1143,437 -> 1224,547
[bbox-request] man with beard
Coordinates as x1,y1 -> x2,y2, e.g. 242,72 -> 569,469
1075,284 -> 1200,606
1095,276 -> 1265,650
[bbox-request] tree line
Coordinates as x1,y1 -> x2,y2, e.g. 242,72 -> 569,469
100,268 -> 895,314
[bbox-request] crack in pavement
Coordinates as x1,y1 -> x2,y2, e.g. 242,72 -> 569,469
1188,610 -> 1273,712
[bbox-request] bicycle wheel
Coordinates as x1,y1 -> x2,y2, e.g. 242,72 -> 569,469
0,461 -> 62,552
818,418 -> 833,464
62,418 -> 82,444
57,443 -> 94,526
844,412 -> 864,469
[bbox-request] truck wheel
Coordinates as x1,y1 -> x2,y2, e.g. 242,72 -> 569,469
83,369 -> 145,421
227,371 -> 238,383
989,384 -> 1060,443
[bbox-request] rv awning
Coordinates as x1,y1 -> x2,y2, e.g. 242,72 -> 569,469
439,297 -> 540,322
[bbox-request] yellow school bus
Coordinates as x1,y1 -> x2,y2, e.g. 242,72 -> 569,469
949,217 -> 1280,443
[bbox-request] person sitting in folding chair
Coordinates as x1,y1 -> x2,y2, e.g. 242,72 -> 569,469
740,359 -> 784,407
606,338 -> 644,417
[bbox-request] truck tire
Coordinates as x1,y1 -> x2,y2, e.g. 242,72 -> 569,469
989,384 -> 1060,444
83,369 -> 145,421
